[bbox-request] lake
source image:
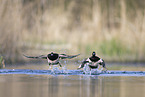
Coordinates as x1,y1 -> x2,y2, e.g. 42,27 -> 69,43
0,63 -> 145,97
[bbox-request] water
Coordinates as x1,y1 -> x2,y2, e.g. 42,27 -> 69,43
0,63 -> 145,97
0,69 -> 145,76
0,74 -> 145,97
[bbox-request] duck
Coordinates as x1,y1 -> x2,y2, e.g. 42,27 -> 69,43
77,51 -> 107,71
23,52 -> 80,67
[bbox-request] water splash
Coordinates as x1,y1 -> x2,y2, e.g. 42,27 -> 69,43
51,65 -> 60,74
0,69 -> 145,76
48,61 -> 68,74
83,63 -> 104,75
62,61 -> 68,74
83,64 -> 91,75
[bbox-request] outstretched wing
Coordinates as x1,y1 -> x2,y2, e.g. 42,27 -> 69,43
23,54 -> 47,59
59,54 -> 80,59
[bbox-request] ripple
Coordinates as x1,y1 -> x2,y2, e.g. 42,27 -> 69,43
0,69 -> 145,76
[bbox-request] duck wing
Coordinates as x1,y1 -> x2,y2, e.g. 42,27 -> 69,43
59,54 -> 80,59
77,58 -> 89,69
23,54 -> 47,59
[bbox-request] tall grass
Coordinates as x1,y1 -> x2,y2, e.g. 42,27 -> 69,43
0,0 -> 145,63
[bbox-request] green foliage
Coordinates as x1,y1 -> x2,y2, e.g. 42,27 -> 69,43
99,38 -> 131,56
0,0 -> 145,62
0,56 -> 4,69
85,44 -> 98,55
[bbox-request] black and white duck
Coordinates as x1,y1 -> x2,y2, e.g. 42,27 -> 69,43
77,51 -> 107,71
24,52 -> 80,67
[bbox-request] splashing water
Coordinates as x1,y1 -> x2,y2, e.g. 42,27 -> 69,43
48,61 -> 68,74
0,62 -> 145,76
83,63 -> 105,75
83,64 -> 91,75
50,65 -> 60,74
0,69 -> 145,76
62,61 -> 68,74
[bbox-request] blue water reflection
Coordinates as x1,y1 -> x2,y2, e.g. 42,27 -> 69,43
0,69 -> 145,76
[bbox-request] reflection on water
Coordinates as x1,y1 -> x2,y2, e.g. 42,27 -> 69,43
0,63 -> 145,97
0,74 -> 145,97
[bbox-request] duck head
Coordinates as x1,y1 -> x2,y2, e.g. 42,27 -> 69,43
50,52 -> 54,56
92,51 -> 96,56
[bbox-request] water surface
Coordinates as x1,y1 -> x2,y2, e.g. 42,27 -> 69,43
0,63 -> 145,97
0,74 -> 145,97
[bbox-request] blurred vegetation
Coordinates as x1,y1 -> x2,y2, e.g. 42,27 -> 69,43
0,56 -> 5,68
0,0 -> 145,63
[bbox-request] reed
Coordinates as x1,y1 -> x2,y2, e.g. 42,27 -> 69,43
0,0 -> 145,63
0,56 -> 5,68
